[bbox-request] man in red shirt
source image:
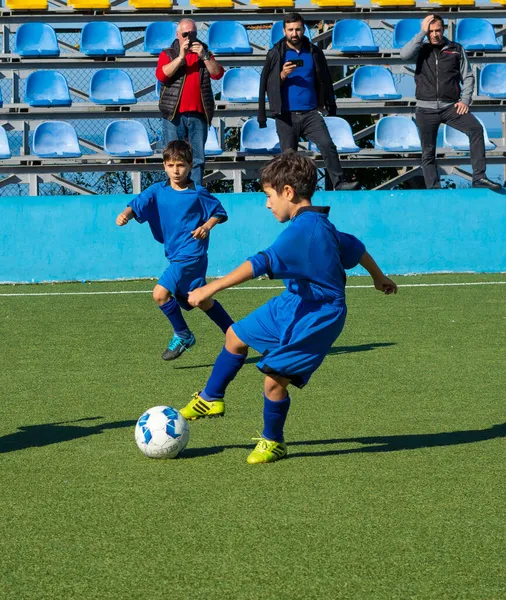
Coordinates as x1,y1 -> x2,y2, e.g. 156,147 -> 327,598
156,18 -> 224,185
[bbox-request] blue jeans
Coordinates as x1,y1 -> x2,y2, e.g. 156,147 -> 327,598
162,112 -> 208,186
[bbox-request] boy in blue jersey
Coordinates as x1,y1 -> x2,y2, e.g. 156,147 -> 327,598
116,140 -> 233,361
179,151 -> 397,464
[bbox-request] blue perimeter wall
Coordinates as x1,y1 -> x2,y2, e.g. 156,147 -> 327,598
1,189 -> 505,283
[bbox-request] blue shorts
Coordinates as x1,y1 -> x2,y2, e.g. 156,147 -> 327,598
232,291 -> 347,388
157,256 -> 207,311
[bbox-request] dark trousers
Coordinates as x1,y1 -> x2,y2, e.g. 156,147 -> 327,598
415,105 -> 486,189
275,110 -> 344,188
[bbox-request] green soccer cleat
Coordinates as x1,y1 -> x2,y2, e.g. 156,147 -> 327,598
247,437 -> 287,465
179,393 -> 225,421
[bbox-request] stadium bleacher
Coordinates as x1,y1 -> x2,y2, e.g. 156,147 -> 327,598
443,119 -> 496,151
81,22 -> 125,57
207,21 -> 253,55
25,71 -> 72,107
0,7 -> 505,195
33,121 -> 82,158
240,118 -> 280,154
479,64 -> 506,98
374,116 -> 422,152
309,117 -> 360,153
103,120 -> 153,157
90,70 -> 137,105
221,68 -> 261,103
352,66 -> 402,100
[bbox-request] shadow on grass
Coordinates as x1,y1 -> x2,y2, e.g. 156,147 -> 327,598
182,422 -> 506,459
173,342 -> 396,370
0,416 -> 136,454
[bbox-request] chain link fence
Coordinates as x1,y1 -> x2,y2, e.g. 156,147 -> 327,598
1,21 -> 406,196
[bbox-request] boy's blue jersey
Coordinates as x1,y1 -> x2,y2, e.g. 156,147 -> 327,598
248,206 -> 365,304
128,182 -> 227,261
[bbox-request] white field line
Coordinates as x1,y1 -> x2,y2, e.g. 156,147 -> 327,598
0,280 -> 505,297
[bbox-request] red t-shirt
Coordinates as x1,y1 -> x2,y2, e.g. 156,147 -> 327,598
156,50 -> 224,115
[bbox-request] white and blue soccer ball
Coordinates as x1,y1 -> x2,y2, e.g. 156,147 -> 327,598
135,406 -> 189,459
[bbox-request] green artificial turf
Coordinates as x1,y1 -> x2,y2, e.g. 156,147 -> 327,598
0,274 -> 505,600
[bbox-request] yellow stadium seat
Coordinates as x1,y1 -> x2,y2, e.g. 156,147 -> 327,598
6,0 -> 47,8
68,0 -> 110,7
310,0 -> 355,7
429,0 -> 475,5
128,0 -> 172,7
372,0 -> 415,5
491,0 -> 506,4
193,0 -> 234,7
253,0 -> 294,6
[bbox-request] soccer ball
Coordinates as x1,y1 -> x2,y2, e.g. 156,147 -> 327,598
135,406 -> 189,459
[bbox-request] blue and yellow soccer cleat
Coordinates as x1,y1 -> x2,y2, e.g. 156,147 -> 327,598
179,393 -> 225,421
162,333 -> 196,361
247,437 -> 287,464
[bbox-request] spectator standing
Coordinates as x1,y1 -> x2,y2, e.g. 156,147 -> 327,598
401,14 -> 501,190
156,18 -> 224,186
259,13 -> 359,191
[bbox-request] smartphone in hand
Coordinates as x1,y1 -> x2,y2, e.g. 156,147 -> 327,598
289,59 -> 304,67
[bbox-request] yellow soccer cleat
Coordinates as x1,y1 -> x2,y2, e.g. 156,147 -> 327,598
179,393 -> 225,421
247,437 -> 287,464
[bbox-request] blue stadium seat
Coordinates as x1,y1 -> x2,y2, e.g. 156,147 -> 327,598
443,119 -> 496,151
15,23 -> 60,57
0,87 -> 3,108
144,22 -> 177,55
456,19 -> 501,51
0,127 -> 11,160
374,116 -> 421,151
352,66 -> 402,100
104,120 -> 153,157
221,68 -> 260,102
25,71 -> 71,107
205,126 -> 223,156
33,122 -> 82,158
270,21 -> 312,48
332,20 -> 379,53
81,22 -> 125,57
393,19 -> 423,49
240,118 -> 280,153
90,70 -> 137,105
309,117 -> 360,153
208,22 -> 253,55
479,64 -> 506,98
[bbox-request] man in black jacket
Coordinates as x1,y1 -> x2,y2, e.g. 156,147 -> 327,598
259,13 -> 358,191
401,14 -> 501,190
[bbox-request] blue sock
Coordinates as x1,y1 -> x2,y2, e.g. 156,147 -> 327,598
201,346 -> 246,400
204,300 -> 234,334
159,297 -> 191,338
262,394 -> 291,443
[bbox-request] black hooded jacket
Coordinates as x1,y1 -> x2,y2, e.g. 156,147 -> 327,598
158,39 -> 216,124
258,36 -> 337,127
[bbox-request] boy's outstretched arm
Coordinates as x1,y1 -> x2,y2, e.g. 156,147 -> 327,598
188,261 -> 254,307
116,206 -> 135,226
360,251 -> 398,295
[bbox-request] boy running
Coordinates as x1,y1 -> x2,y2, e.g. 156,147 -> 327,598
116,140 -> 233,360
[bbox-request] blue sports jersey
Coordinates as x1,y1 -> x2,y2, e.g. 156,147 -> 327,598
128,182 -> 227,262
248,206 -> 365,304
282,47 -> 317,112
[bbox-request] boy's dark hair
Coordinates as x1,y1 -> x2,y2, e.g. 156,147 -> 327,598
163,140 -> 193,164
260,151 -> 317,200
283,12 -> 304,27
430,14 -> 445,27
